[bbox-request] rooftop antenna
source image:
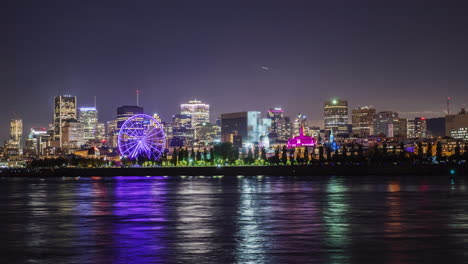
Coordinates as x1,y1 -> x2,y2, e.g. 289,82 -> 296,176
94,96 -> 97,109
136,90 -> 140,106
447,96 -> 451,115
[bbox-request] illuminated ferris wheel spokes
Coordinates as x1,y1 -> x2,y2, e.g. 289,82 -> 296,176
118,114 -> 165,160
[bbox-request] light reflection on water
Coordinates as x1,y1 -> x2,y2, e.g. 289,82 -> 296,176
0,176 -> 468,263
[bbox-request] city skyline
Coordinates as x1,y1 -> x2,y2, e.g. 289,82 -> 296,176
2,2 -> 468,140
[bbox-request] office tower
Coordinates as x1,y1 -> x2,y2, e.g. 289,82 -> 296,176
220,111 -> 271,147
195,123 -> 221,146
374,111 -> 406,137
180,100 -> 210,128
5,118 -> 23,157
117,106 -> 144,129
62,119 -> 84,154
171,114 -> 193,147
107,120 -> 118,148
79,107 -> 98,141
407,120 -> 416,138
426,117 -> 445,137
267,108 -> 291,142
96,123 -> 105,141
414,117 -> 427,138
446,108 -> 468,141
53,95 -> 77,147
25,127 -> 48,157
351,106 -> 376,137
293,114 -> 309,137
324,99 -> 349,135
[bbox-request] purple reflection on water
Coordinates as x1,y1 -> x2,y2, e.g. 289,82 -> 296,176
112,176 -> 169,264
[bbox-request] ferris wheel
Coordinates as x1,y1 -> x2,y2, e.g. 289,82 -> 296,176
118,114 -> 165,160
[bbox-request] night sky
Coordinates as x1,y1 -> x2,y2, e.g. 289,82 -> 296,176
2,1 -> 468,140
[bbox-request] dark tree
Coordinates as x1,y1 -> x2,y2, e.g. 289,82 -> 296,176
427,142 -> 433,159
254,146 -> 259,160
245,148 -> 254,164
304,147 -> 309,164
436,141 -> 443,161
261,147 -> 267,161
289,148 -> 296,164
281,145 -> 288,165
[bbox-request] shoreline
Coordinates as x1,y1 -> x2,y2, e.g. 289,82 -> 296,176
0,164 -> 466,177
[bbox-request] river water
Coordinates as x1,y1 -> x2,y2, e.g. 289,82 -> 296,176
0,175 -> 467,264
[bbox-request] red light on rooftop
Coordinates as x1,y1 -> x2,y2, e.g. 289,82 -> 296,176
421,117 -> 426,120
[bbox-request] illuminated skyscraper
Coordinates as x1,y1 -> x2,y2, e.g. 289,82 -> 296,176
221,111 -> 271,147
324,99 -> 349,135
351,107 -> 376,137
181,100 -> 210,128
5,118 -> 23,156
293,114 -> 309,137
62,119 -> 84,154
414,117 -> 427,138
374,111 -> 406,138
407,120 -> 415,138
53,95 -> 77,147
78,107 -> 98,141
117,106 -> 144,129
25,127 -> 48,156
267,108 -> 291,142
446,108 -> 468,140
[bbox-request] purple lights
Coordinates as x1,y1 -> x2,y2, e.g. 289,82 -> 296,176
287,126 -> 316,148
118,114 -> 165,160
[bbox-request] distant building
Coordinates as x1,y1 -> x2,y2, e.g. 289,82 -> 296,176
446,108 -> 468,141
407,120 -> 415,138
267,107 -> 291,142
25,127 -> 48,157
53,95 -> 77,147
62,119 -> 84,154
171,114 -> 194,146
324,99 -> 349,135
351,107 -> 376,137
414,117 -> 427,138
374,111 -> 406,138
5,118 -> 23,158
79,107 -> 98,141
221,111 -> 271,147
293,114 -> 309,137
194,123 -> 221,146
426,117 -> 445,137
117,106 -> 144,129
180,100 -> 209,129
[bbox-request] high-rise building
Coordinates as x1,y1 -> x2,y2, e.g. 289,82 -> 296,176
78,107 -> 98,141
221,111 -> 271,147
53,95 -> 77,147
5,118 -> 23,157
407,120 -> 416,138
426,117 -> 445,137
374,111 -> 406,137
267,108 -> 291,142
181,100 -> 210,128
171,114 -> 193,147
414,117 -> 427,138
293,114 -> 309,137
25,127 -> 48,157
324,99 -> 349,135
107,120 -> 118,148
117,106 -> 144,129
446,108 -> 468,141
351,107 -> 376,137
62,119 -> 84,154
194,123 -> 221,146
